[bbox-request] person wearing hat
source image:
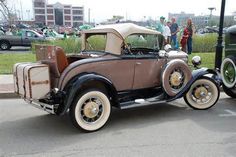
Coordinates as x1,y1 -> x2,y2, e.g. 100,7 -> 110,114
156,16 -> 165,34
156,16 -> 166,49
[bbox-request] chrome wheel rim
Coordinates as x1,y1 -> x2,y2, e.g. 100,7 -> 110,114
191,84 -> 213,105
223,61 -> 236,85
1,43 -> 8,50
81,97 -> 103,124
169,68 -> 185,91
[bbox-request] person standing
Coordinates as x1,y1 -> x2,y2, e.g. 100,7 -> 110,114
170,17 -> 179,49
156,16 -> 165,34
156,16 -> 165,49
163,21 -> 171,44
186,18 -> 194,54
180,26 -> 189,52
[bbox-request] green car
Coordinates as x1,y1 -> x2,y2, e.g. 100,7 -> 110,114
221,25 -> 236,98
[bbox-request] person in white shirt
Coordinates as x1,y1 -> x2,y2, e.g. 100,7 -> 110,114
163,21 -> 171,44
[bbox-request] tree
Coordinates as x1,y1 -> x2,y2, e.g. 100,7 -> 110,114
108,15 -> 124,23
0,0 -> 14,24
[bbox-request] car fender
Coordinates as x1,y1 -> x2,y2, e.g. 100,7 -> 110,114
57,73 -> 118,115
167,68 -> 221,102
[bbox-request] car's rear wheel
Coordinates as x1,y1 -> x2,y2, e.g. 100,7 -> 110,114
184,77 -> 219,110
0,41 -> 11,50
70,89 -> 111,132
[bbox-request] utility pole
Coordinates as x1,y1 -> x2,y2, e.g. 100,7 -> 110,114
88,8 -> 90,24
20,0 -> 23,20
215,0 -> 226,69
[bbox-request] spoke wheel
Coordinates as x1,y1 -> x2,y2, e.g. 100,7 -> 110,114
162,59 -> 192,96
184,77 -> 219,110
221,56 -> 236,88
70,89 -> 111,132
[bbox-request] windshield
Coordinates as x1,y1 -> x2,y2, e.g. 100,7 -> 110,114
125,34 -> 160,51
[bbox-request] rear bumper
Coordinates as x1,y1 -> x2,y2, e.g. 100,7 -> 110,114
24,98 -> 57,114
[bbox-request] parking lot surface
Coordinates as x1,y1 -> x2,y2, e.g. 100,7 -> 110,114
0,93 -> 236,157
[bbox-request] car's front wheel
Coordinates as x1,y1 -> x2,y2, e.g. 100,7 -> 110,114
184,77 -> 219,110
70,89 -> 111,132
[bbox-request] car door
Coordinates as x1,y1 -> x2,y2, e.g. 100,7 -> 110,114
22,31 -> 37,46
132,53 -> 165,90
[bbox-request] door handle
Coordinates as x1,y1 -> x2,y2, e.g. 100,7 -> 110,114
136,62 -> 141,65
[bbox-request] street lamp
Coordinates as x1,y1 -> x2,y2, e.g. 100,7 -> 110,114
208,7 -> 216,26
215,0 -> 226,69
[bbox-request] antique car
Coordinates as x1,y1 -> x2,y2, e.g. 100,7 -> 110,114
221,25 -> 236,98
13,23 -> 220,132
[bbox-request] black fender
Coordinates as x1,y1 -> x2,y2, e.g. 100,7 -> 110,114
56,73 -> 118,115
167,68 -> 221,102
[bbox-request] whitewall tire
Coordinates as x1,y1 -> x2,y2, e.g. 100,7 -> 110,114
70,89 -> 111,132
184,77 -> 219,110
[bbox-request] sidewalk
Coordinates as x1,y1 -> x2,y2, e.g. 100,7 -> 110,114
0,75 -> 18,98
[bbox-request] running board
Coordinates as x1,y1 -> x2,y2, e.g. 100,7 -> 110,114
120,94 -> 167,109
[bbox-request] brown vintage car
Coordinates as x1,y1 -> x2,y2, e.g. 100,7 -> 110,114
13,23 -> 220,132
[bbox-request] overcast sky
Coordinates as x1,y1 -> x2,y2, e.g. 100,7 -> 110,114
6,0 -> 236,22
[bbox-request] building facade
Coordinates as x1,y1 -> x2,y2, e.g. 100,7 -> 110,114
33,0 -> 84,27
168,12 -> 236,28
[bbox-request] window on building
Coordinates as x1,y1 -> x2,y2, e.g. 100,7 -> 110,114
47,15 -> 54,20
65,16 -> 71,21
64,9 -> 71,14
47,9 -> 53,14
72,10 -> 83,15
73,16 -> 83,21
34,9 -> 45,14
34,2 -> 45,8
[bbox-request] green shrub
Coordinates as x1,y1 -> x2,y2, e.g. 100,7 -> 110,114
192,33 -> 218,53
32,37 -> 81,54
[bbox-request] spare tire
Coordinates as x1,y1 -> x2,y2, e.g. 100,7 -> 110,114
162,59 -> 192,96
221,56 -> 236,88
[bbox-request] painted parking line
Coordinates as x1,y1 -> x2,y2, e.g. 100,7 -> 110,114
219,109 -> 236,117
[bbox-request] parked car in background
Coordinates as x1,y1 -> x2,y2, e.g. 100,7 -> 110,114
13,23 -> 220,132
221,25 -> 236,98
0,29 -> 46,50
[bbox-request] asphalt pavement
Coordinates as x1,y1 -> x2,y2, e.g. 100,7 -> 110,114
0,93 -> 235,157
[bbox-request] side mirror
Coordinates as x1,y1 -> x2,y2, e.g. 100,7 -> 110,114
34,35 -> 38,38
192,56 -> 201,68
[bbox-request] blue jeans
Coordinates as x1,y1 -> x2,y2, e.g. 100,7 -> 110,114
170,35 -> 178,49
187,37 -> 192,54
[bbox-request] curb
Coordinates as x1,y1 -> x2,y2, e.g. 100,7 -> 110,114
0,92 -> 19,99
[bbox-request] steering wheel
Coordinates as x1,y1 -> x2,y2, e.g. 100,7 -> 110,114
122,42 -> 133,55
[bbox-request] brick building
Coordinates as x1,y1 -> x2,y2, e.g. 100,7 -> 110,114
33,0 -> 84,27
